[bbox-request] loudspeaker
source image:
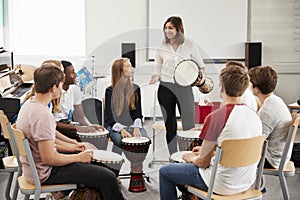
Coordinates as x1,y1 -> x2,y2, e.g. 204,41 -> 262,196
121,43 -> 136,68
245,42 -> 262,69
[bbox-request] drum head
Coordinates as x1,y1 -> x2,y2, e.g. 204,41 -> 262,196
177,130 -> 200,139
122,137 -> 150,144
174,60 -> 200,86
92,150 -> 123,162
170,151 -> 192,163
77,129 -> 109,137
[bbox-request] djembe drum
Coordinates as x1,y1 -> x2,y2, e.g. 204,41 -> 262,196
177,130 -> 203,151
91,150 -> 124,176
121,137 -> 151,192
170,151 -> 200,200
77,130 -> 109,150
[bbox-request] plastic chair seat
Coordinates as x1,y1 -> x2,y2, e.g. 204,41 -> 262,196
264,161 -> 295,175
2,156 -> 18,169
18,176 -> 77,195
188,186 -> 262,200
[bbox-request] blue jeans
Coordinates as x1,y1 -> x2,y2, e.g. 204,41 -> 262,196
107,126 -> 149,155
159,163 -> 208,200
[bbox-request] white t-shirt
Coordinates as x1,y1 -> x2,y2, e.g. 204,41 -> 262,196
53,84 -> 82,121
241,87 -> 258,111
258,94 -> 292,168
155,38 -> 204,83
199,104 -> 262,195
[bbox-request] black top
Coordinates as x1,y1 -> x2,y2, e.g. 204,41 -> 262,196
104,83 -> 143,128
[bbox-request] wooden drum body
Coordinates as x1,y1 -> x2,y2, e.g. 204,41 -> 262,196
77,130 -> 109,150
121,137 -> 151,192
91,150 -> 124,176
177,131 -> 202,151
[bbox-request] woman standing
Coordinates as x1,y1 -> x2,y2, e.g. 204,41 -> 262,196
105,58 -> 148,154
149,16 -> 206,155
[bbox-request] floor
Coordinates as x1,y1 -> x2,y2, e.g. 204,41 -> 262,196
1,120 -> 300,200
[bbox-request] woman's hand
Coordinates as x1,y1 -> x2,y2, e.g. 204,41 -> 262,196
133,128 -> 141,137
149,74 -> 160,84
120,129 -> 132,138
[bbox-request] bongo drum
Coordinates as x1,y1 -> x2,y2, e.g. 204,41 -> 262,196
121,137 -> 151,192
174,59 -> 214,94
177,131 -> 202,151
77,130 -> 109,150
91,150 -> 124,176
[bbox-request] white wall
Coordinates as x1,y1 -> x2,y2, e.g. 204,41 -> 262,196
8,0 -> 300,116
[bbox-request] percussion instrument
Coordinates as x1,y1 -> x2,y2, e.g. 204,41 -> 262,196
77,130 -> 109,150
174,59 -> 214,94
177,130 -> 203,151
169,151 -> 200,200
91,150 -> 124,176
169,151 -> 192,163
121,137 -> 151,192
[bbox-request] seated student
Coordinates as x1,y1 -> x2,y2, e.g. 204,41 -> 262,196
104,58 -> 149,154
248,65 -> 292,169
23,60 -> 95,153
53,60 -> 103,141
225,61 -> 258,111
159,65 -> 262,199
16,64 -> 125,200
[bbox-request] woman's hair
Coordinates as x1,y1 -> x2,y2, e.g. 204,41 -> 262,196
23,59 -> 63,113
163,16 -> 185,45
248,65 -> 277,94
219,65 -> 249,97
111,58 -> 136,117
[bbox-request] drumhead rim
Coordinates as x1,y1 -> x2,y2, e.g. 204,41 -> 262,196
174,59 -> 201,86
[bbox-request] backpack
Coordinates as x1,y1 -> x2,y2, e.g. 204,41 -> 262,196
291,143 -> 300,167
70,186 -> 102,200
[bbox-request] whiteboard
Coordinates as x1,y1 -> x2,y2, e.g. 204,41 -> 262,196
148,0 -> 248,60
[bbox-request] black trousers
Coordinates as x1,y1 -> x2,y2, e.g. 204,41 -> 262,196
43,162 -> 125,200
158,82 -> 195,155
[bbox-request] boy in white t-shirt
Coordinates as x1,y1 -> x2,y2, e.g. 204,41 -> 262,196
159,65 -> 262,199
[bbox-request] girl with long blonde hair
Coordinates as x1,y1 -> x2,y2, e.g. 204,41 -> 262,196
104,58 -> 148,154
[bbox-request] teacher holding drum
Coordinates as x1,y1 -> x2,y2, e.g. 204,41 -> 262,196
149,16 -> 207,155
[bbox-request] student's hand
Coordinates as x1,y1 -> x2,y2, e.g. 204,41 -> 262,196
192,146 -> 201,156
120,129 -> 132,138
77,150 -> 93,163
72,143 -> 86,152
182,152 -> 196,163
76,125 -> 97,133
91,124 -> 105,132
82,142 -> 97,150
133,128 -> 141,137
149,74 -> 160,84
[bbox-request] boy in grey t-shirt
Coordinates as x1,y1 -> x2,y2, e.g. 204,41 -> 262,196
249,65 -> 292,168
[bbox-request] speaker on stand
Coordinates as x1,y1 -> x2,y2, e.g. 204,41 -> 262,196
245,42 -> 262,69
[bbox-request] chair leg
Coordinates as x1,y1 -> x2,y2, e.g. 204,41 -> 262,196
5,172 -> 13,200
148,128 -> 169,168
279,172 -> 290,200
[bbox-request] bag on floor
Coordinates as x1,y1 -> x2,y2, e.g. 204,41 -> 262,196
0,140 -> 9,169
70,186 -> 102,200
291,143 -> 300,167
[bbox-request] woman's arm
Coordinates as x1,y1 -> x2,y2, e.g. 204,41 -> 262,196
104,87 -> 116,128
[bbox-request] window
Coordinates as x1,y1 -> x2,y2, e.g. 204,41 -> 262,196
8,0 -> 85,56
